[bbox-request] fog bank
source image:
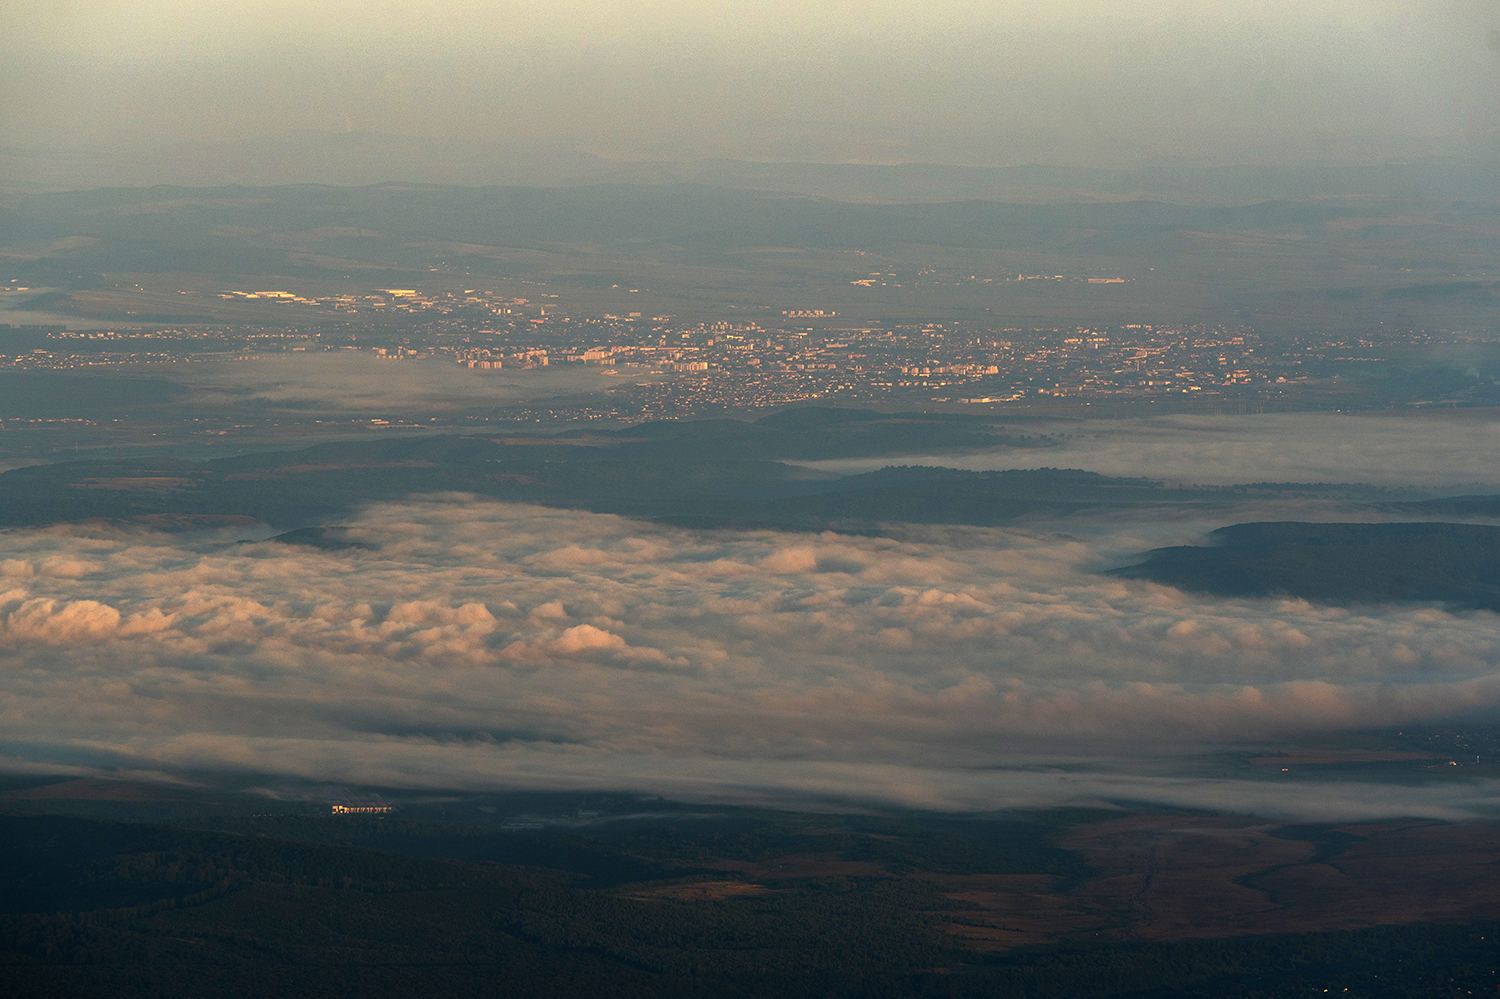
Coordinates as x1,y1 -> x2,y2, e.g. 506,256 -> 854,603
1,498 -> 1496,816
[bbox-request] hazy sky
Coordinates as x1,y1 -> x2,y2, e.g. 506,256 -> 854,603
5,0 -> 1499,176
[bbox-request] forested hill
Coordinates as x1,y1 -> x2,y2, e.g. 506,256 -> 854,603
1112,521 -> 1500,610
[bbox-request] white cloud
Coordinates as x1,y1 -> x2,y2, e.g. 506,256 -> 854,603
0,497 -> 1497,817
797,412 -> 1500,490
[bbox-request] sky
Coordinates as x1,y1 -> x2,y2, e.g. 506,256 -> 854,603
4,1 -> 1499,181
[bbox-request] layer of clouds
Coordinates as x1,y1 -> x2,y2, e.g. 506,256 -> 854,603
799,412 -> 1500,490
1,497 -> 1498,817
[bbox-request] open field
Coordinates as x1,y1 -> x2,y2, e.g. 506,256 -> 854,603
5,776 -> 1500,997
934,815 -> 1500,949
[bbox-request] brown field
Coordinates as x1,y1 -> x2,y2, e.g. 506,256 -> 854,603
927,814 -> 1500,950
607,818 -> 1500,950
618,853 -> 891,905
699,852 -> 889,880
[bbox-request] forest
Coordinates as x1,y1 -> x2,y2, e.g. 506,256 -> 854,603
4,800 -> 1499,998
1113,521 -> 1500,611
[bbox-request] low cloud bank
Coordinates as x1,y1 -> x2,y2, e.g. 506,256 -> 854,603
1,498 -> 1497,817
799,412 -> 1500,490
180,353 -> 615,415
